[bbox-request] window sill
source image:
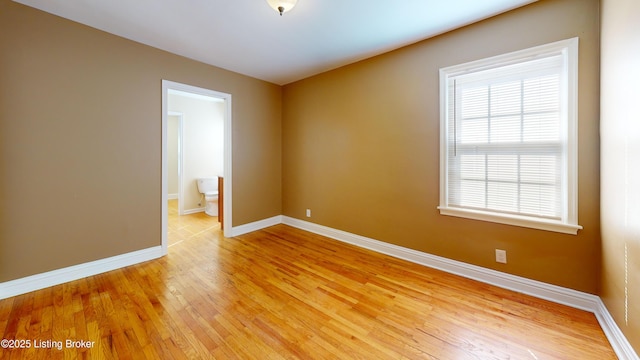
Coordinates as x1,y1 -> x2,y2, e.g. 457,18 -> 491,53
437,207 -> 582,235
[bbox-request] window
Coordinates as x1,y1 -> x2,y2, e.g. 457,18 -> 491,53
438,38 -> 581,234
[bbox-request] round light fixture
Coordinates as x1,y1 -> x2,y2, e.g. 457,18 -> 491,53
266,0 -> 298,16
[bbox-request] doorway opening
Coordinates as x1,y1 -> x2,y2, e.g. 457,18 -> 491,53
161,80 -> 232,254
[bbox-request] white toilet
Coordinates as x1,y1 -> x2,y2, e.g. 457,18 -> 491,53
196,178 -> 219,216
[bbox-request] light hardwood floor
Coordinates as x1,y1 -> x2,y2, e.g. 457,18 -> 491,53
0,203 -> 616,359
167,199 -> 220,247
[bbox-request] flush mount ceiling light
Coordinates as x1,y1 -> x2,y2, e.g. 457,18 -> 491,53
266,0 -> 298,16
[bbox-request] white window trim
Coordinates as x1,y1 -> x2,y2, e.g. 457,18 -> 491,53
438,38 -> 582,235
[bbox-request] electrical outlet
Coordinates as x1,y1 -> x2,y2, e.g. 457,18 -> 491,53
306,209 -> 311,217
495,249 -> 507,264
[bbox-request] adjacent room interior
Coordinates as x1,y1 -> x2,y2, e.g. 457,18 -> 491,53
0,0 -> 638,358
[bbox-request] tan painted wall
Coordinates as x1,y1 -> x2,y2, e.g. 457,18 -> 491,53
600,0 -> 640,354
282,0 -> 601,293
0,1 -> 282,282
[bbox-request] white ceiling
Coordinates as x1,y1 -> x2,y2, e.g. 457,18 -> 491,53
14,0 -> 537,85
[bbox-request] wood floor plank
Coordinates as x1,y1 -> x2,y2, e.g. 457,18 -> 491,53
0,201 -> 617,359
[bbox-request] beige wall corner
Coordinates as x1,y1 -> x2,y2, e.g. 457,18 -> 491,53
600,0 -> 640,355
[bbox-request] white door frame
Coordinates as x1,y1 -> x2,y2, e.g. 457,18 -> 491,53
161,80 -> 233,254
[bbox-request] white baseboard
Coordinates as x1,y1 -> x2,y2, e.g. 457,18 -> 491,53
184,208 -> 219,217
281,217 -> 598,310
281,216 -> 638,360
183,208 -> 204,215
230,215 -> 283,237
0,214 -> 280,300
595,298 -> 640,360
0,246 -> 163,300
168,193 -> 178,200
1,215 -> 636,359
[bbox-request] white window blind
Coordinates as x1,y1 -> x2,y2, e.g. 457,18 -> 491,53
438,38 -> 582,234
